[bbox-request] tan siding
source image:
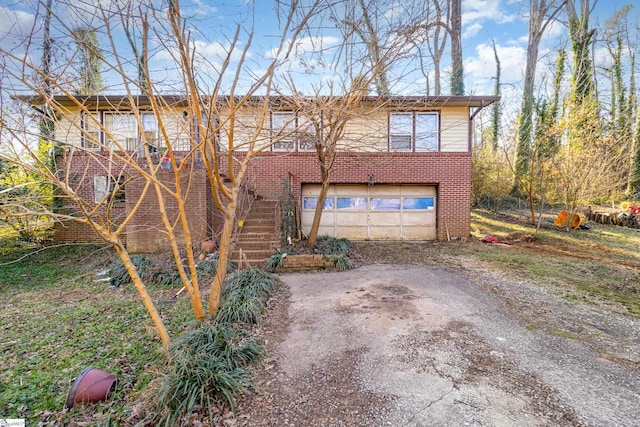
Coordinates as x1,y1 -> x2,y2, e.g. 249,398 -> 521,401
53,102 -> 471,154
219,110 -> 272,152
340,109 -> 387,152
440,107 -> 469,152
160,112 -> 188,146
56,111 -> 82,148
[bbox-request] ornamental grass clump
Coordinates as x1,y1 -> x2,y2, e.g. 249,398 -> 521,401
215,268 -> 279,325
317,236 -> 350,256
156,267 -> 279,424
263,250 -> 286,272
326,253 -> 355,271
316,236 -> 354,270
156,322 -> 263,425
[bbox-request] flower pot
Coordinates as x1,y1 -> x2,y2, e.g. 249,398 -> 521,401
65,367 -> 117,409
201,240 -> 216,253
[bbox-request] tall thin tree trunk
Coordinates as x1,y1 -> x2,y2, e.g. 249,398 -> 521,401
491,39 -> 501,151
450,0 -> 464,95
514,0 -> 563,192
209,197 -> 237,316
114,245 -> 171,348
306,168 -> 331,248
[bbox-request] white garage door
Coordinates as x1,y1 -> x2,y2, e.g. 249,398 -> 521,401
301,184 -> 436,240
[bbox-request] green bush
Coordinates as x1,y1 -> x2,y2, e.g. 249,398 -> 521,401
108,254 -> 153,287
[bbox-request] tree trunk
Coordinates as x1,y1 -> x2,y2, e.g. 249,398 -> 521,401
114,245 -> 171,348
306,169 -> 331,248
491,39 -> 501,151
450,0 -> 464,95
209,196 -> 237,317
514,0 -> 564,192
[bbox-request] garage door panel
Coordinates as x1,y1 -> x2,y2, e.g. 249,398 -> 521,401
336,226 -> 369,239
369,212 -> 402,226
336,212 -> 368,225
317,225 -> 337,237
302,184 -> 323,196
404,226 -> 436,240
403,211 -> 436,226
401,186 -> 436,197
301,212 -> 335,229
335,185 -> 368,196
301,184 -> 437,240
369,226 -> 401,239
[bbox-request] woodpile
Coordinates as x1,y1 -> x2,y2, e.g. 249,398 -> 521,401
585,206 -> 640,228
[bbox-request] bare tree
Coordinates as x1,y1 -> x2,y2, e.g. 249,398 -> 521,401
0,0 -> 318,345
73,27 -> 103,95
279,0 -> 419,247
341,0 -> 391,96
513,0 -> 565,192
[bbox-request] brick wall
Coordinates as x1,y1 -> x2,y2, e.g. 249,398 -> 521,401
55,150 -> 472,246
237,151 -> 472,240
53,152 -> 210,252
53,151 -> 129,244
125,170 -> 210,253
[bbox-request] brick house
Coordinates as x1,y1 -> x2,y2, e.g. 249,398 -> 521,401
43,94 -> 498,252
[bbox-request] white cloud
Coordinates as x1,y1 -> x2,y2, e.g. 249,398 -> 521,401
155,38 -> 249,65
465,42 -> 526,92
462,0 -> 518,28
0,6 -> 35,53
463,22 -> 484,39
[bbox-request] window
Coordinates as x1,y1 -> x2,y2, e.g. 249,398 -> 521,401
303,197 -> 334,210
104,113 -> 138,151
337,197 -> 367,210
370,198 -> 401,210
94,175 -> 125,205
272,111 -> 318,152
82,112 -> 101,150
141,113 -> 158,144
389,112 -> 438,152
403,197 -> 434,210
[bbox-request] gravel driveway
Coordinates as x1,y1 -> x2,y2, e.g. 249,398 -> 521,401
238,264 -> 640,426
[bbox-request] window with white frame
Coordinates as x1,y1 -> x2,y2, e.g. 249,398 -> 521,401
100,112 -> 160,152
104,112 -> 138,151
82,112 -> 101,150
271,111 -> 318,152
389,112 -> 439,152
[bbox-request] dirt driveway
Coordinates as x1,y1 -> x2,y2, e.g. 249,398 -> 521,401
238,264 -> 640,426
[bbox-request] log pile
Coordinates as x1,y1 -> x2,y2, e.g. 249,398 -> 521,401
585,206 -> 640,228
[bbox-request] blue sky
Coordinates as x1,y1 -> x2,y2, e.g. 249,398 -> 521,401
0,0 -> 637,104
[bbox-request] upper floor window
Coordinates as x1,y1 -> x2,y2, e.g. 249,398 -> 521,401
271,111 -> 317,152
82,112 -> 101,150
389,112 -> 439,152
101,112 -> 158,151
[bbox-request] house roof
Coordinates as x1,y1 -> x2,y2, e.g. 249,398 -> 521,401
18,94 -> 500,109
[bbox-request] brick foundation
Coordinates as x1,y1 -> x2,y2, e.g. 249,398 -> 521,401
55,150 -> 472,248
238,152 -> 472,240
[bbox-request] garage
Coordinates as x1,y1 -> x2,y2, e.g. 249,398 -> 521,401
301,184 -> 436,240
